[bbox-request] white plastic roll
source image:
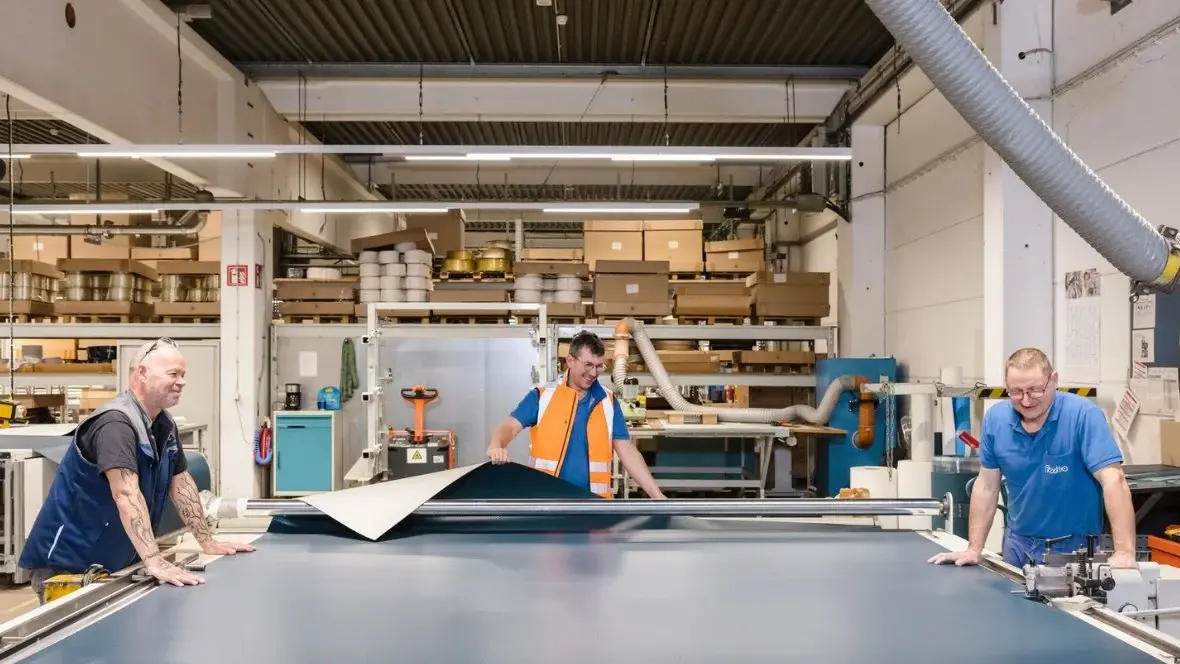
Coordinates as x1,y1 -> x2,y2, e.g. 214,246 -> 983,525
379,288 -> 403,302
359,250 -> 379,264
360,276 -> 381,290
554,289 -> 581,304
403,249 -> 431,265
404,276 -> 431,291
405,289 -> 427,303
542,277 -> 557,291
405,263 -> 431,278
306,267 -> 342,280
515,275 -> 543,291
379,275 -> 401,290
849,466 -> 898,530
541,291 -> 555,303
555,275 -> 582,291
514,289 -> 542,303
394,242 -> 417,252
378,250 -> 399,264
359,263 -> 381,277
896,460 -> 934,531
909,393 -> 935,463
358,289 -> 380,303
382,263 -> 407,277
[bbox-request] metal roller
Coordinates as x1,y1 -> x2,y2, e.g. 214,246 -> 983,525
239,497 -> 948,519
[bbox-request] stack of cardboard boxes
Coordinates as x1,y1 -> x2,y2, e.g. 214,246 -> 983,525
592,260 -> 670,318
746,271 -> 830,319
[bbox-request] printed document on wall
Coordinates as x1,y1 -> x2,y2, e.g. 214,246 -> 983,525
1132,329 -> 1156,364
1063,269 -> 1101,382
1133,294 -> 1156,329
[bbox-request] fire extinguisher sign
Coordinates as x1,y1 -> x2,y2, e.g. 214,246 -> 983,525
226,264 -> 249,287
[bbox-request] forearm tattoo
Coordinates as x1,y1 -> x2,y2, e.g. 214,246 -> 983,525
170,472 -> 213,544
115,469 -> 161,560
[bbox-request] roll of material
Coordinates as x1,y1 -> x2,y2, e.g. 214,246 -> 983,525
405,263 -> 431,279
849,466 -> 898,530
541,291 -> 555,303
404,276 -> 431,291
306,267 -> 342,279
896,460 -> 934,531
379,275 -> 401,290
909,393 -> 935,463
360,276 -> 381,290
515,289 -> 541,303
358,289 -> 380,303
382,263 -> 407,277
358,250 -> 379,264
378,250 -> 399,264
554,289 -> 581,304
541,277 -> 557,291
359,263 -> 381,277
394,242 -> 417,252
379,288 -> 403,302
403,249 -> 432,265
555,275 -> 582,291
405,289 -> 427,303
515,275 -> 543,291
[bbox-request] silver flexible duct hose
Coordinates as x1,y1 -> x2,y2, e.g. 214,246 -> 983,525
862,0 -> 1178,287
616,318 -> 859,425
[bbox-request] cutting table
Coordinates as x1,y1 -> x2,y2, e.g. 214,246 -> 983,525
1,463 -> 1178,664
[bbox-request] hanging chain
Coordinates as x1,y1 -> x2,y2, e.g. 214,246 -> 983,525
882,380 -> 897,475
418,65 -> 424,145
176,13 -> 184,143
662,65 -> 669,146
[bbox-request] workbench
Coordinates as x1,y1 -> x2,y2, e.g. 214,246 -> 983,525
1,463 -> 1178,663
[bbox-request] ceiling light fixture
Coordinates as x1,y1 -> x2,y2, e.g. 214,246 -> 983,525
75,150 -> 277,159
2,200 -> 705,215
10,207 -> 160,215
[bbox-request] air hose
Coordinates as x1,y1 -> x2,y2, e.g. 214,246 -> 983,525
254,420 -> 273,466
611,318 -> 859,425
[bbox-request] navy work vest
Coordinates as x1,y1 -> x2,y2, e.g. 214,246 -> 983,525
19,391 -> 179,574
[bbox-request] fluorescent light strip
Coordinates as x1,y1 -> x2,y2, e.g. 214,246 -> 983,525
11,208 -> 160,215
404,155 -> 512,162
299,206 -> 451,214
542,207 -> 696,214
2,155 -> 31,159
75,151 -> 277,159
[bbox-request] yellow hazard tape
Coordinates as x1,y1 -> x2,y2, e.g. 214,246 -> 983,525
976,387 -> 1097,399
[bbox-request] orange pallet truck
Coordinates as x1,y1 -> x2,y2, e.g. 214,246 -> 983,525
384,385 -> 456,479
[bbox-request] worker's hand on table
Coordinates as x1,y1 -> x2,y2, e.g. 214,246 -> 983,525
1108,550 -> 1137,568
200,539 -> 257,557
145,557 -> 205,587
927,549 -> 982,566
486,443 -> 509,465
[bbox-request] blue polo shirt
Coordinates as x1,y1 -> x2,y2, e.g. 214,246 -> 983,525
510,380 -> 630,491
980,392 -> 1122,539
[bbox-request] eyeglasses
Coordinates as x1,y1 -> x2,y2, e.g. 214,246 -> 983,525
1007,383 -> 1050,400
567,355 -> 606,374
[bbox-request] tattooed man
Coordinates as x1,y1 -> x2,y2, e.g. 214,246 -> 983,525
20,338 -> 255,603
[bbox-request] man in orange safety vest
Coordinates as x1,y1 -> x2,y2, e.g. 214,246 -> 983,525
486,331 -> 664,499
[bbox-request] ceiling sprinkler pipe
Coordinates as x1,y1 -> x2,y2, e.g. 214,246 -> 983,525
613,318 -> 858,425
861,0 -> 1180,290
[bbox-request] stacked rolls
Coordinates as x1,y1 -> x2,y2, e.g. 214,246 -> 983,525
357,242 -> 434,304
514,273 -> 582,305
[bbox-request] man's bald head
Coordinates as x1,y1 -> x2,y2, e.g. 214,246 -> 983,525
129,338 -> 187,415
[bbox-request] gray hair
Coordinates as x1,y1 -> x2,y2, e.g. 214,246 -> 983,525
128,338 -> 178,376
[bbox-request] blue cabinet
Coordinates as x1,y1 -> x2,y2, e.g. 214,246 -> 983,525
273,411 -> 339,496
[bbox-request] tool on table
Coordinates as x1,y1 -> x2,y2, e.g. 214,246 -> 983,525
383,385 -> 454,480
618,377 -> 646,423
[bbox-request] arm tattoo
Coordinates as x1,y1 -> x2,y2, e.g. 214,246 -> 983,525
112,469 -> 162,561
170,472 -> 213,545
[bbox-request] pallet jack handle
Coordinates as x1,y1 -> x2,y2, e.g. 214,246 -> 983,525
401,385 -> 439,443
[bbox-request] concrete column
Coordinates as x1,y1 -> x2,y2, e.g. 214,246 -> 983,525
981,0 -> 1055,383
218,211 -> 273,499
838,124 -> 887,357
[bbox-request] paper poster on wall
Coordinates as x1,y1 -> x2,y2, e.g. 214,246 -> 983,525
298,351 -> 318,378
1132,293 -> 1156,329
1132,329 -> 1156,363
1063,269 -> 1102,382
1132,367 -> 1180,417
1111,388 -> 1141,460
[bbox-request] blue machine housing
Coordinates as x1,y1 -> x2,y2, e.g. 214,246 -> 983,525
814,357 -> 898,497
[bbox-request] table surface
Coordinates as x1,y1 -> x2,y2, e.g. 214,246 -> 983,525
15,520 -> 1164,663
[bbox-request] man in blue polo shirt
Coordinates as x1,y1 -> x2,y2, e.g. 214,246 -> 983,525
929,348 -> 1136,568
486,331 -> 664,499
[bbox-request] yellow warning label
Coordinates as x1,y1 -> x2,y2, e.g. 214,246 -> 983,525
976,386 -> 1098,399
407,448 -> 426,464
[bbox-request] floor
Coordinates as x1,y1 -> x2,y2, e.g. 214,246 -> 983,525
0,583 -> 37,619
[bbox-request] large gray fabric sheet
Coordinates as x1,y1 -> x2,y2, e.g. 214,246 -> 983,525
15,523 -> 1163,663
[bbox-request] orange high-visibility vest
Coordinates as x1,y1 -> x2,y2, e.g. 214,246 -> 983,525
528,377 -> 616,498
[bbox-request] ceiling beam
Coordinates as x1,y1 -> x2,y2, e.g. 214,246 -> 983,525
359,163 -> 773,188
236,63 -> 870,81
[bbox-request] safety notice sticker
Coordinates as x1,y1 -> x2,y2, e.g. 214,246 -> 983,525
407,449 -> 426,464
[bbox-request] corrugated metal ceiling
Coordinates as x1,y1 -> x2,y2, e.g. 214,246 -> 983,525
0,119 -> 102,146
381,183 -> 747,203
186,0 -> 894,67
3,180 -> 201,201
305,121 -> 811,148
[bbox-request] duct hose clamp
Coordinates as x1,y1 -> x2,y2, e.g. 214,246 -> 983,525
1132,225 -> 1180,302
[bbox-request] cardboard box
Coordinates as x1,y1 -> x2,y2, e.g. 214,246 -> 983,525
1161,420 -> 1180,465
350,228 -> 435,255
513,261 -> 589,277
643,220 -> 703,272
592,260 -> 671,317
584,221 -> 644,270
404,212 -> 465,254
275,279 -> 357,302
10,236 -> 68,263
744,271 -> 831,318
673,294 -> 751,317
522,248 -> 583,262
427,289 -> 511,316
705,237 -> 765,273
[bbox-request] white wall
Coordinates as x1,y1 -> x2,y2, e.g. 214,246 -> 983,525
1050,0 -> 1180,463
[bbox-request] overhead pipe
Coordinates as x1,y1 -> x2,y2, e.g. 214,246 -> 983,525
612,318 -> 861,426
861,0 -> 1180,294
2,190 -> 214,236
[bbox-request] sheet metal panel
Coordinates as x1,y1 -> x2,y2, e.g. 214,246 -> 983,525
15,524 -> 1161,663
